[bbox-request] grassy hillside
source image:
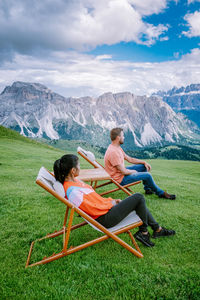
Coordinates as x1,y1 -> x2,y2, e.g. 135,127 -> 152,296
38,137 -> 106,159
0,127 -> 200,299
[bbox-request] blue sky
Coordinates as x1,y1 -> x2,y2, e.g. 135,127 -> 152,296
0,0 -> 200,97
90,1 -> 199,62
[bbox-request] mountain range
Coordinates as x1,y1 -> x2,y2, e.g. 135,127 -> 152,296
0,81 -> 200,149
153,84 -> 200,127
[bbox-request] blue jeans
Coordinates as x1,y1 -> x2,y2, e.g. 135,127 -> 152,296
120,164 -> 164,197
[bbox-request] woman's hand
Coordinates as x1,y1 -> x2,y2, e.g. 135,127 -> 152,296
115,199 -> 121,204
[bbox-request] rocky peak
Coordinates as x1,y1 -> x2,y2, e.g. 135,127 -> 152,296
0,81 -> 55,103
1,81 -> 50,94
152,83 -> 200,127
185,84 -> 200,93
154,84 -> 200,98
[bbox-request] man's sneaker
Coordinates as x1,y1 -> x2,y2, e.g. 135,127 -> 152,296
152,227 -> 176,238
134,231 -> 155,247
159,191 -> 176,200
145,189 -> 154,195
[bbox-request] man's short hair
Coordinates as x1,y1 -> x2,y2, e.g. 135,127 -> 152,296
110,128 -> 123,141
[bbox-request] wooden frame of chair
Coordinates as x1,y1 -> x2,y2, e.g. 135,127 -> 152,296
77,148 -> 141,197
25,174 -> 143,268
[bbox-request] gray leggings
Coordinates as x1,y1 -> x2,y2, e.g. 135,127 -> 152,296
96,193 -> 159,232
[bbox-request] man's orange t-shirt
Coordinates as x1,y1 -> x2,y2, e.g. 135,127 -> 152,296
104,144 -> 125,183
63,179 -> 114,219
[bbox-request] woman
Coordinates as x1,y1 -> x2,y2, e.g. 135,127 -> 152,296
54,154 -> 175,247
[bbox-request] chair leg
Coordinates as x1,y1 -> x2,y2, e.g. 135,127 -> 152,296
93,181 -> 97,190
125,187 -> 133,192
95,181 -> 113,188
63,208 -> 74,252
26,219 -> 143,268
25,212 -> 87,268
26,228 -> 143,267
100,187 -> 132,196
127,230 -> 142,254
25,241 -> 35,268
63,207 -> 69,227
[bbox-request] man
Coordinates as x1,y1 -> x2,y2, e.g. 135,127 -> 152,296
104,128 -> 176,199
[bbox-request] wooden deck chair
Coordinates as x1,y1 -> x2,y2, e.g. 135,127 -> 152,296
26,167 -> 143,268
77,146 -> 141,197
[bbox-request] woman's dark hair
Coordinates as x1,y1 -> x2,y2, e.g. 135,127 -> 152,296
54,154 -> 79,184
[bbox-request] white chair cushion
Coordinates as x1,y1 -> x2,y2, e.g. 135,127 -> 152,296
77,146 -> 102,168
86,151 -> 95,162
37,167 -> 65,197
53,181 -> 65,198
77,146 -> 95,161
87,211 -> 141,233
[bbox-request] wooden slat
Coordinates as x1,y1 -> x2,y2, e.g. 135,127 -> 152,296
78,168 -> 111,181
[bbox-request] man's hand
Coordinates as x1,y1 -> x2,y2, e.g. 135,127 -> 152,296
131,170 -> 137,174
144,162 -> 151,171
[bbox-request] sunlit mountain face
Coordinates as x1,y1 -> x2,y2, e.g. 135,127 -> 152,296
1,82 -> 200,149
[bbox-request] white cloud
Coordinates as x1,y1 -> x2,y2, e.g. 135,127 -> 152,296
0,0 -> 169,61
128,0 -> 167,16
0,48 -> 199,97
183,10 -> 200,37
160,36 -> 169,41
188,0 -> 200,4
0,1 -> 198,97
128,0 -> 179,16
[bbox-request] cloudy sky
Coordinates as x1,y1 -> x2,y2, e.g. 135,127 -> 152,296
0,0 -> 200,97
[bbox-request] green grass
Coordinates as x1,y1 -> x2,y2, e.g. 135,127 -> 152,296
0,127 -> 200,299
